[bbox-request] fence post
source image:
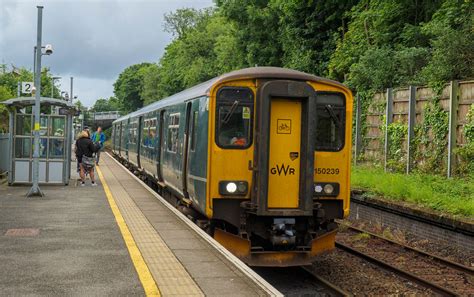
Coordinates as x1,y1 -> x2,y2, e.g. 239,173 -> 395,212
384,88 -> 393,172
406,86 -> 416,174
354,94 -> 362,165
447,80 -> 459,178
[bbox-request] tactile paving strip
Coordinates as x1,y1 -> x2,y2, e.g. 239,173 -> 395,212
99,158 -> 204,296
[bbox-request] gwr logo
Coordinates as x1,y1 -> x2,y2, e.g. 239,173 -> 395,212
270,163 -> 295,176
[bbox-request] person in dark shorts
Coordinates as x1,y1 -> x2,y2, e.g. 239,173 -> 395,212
76,130 -> 100,186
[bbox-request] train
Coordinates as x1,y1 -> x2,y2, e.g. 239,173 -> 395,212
111,67 -> 353,267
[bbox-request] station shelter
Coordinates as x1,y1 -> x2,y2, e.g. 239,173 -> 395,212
1,97 -> 77,185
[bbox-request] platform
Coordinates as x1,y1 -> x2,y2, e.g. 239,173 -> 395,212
0,153 -> 280,296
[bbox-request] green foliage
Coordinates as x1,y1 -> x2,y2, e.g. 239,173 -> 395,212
163,8 -> 212,38
420,0 -> 474,85
90,97 -> 120,112
271,0 -> 357,75
147,12 -> 243,101
454,104 -> 474,175
464,104 -> 474,143
0,85 -> 14,133
412,89 -> 449,174
113,63 -> 152,113
352,165 -> 474,218
217,0 -> 282,67
386,122 -> 408,172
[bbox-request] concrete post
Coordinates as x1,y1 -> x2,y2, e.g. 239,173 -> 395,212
447,81 -> 459,177
384,88 -> 393,172
406,86 -> 416,174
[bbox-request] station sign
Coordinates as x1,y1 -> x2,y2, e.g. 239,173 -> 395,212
21,82 -> 34,94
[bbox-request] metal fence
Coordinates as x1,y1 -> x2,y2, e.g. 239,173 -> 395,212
354,80 -> 474,177
0,133 -> 10,174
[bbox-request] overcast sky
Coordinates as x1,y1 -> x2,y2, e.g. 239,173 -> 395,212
0,0 -> 214,107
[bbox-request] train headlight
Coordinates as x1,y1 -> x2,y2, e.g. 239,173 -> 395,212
324,184 -> 334,194
219,181 -> 248,196
314,182 -> 339,197
226,182 -> 237,193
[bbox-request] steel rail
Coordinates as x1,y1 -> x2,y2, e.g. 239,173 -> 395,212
300,266 -> 352,297
335,242 -> 458,297
344,224 -> 474,275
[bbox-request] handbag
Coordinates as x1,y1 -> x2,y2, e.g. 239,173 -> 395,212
82,155 -> 96,168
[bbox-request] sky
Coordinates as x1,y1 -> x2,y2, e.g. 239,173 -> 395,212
0,0 -> 214,107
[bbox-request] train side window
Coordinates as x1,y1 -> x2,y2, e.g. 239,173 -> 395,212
315,92 -> 345,151
150,119 -> 157,148
191,111 -> 198,151
142,119 -> 150,148
167,113 -> 180,153
216,87 -> 254,149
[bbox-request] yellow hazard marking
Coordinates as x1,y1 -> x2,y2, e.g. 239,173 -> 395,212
96,166 -> 160,297
34,123 -> 40,131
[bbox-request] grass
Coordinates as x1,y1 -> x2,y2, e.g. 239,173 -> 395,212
351,166 -> 474,219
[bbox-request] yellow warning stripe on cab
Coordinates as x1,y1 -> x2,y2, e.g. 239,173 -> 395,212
96,165 -> 160,297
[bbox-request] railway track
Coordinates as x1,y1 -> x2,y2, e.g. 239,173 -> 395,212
336,224 -> 474,296
253,266 -> 349,296
300,266 -> 350,296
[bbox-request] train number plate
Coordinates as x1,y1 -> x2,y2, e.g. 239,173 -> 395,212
315,168 -> 340,175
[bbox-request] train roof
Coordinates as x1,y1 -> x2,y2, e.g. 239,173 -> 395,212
113,67 -> 346,123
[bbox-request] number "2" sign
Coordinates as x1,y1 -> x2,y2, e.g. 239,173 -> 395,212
22,82 -> 33,94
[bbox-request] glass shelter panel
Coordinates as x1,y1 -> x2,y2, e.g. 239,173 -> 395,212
50,117 -> 65,137
49,139 -> 65,159
15,115 -> 32,135
15,138 -> 31,158
40,116 -> 48,136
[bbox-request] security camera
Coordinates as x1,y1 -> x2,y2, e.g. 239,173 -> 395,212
44,44 -> 53,55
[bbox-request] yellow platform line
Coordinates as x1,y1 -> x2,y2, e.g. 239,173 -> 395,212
96,165 -> 160,297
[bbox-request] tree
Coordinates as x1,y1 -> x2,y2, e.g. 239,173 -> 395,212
141,64 -> 161,105
273,0 -> 357,76
163,8 -> 212,38
217,0 -> 282,67
0,85 -> 14,132
156,12 -> 242,97
113,63 -> 152,113
90,97 -> 121,112
419,0 -> 474,85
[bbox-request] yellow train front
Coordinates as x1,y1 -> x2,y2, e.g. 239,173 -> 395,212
112,67 -> 353,267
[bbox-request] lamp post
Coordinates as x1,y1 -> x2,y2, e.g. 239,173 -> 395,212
27,6 -> 53,197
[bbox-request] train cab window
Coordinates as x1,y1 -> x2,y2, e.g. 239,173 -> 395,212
167,113 -> 180,153
216,87 -> 254,149
315,92 -> 345,151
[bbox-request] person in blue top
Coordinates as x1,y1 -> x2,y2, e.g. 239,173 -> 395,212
90,126 -> 106,165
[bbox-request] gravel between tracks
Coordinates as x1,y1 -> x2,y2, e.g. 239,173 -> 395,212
346,219 -> 474,268
309,249 -> 432,296
337,224 -> 474,296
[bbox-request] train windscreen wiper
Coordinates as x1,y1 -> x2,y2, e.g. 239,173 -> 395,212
325,104 -> 341,127
223,100 -> 239,124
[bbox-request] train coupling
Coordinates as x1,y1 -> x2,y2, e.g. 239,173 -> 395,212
270,218 -> 296,247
